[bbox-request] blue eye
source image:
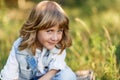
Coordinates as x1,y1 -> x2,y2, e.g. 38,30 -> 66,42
58,30 -> 63,33
47,30 -> 52,32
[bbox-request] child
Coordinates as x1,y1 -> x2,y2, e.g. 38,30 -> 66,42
0,1 -> 77,80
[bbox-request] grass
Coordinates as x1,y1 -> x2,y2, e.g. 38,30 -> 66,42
0,0 -> 120,79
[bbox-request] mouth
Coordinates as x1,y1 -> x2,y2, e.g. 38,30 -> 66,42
48,42 -> 57,45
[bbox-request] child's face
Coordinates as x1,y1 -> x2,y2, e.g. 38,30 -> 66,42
37,25 -> 63,50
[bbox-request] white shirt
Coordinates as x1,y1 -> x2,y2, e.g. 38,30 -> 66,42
0,38 -> 67,80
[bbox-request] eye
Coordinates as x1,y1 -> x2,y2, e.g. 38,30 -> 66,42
46,30 -> 52,33
58,29 -> 63,33
46,29 -> 54,34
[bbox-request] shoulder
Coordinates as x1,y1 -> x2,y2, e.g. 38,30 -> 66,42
13,37 -> 23,46
12,37 -> 23,53
12,37 -> 23,49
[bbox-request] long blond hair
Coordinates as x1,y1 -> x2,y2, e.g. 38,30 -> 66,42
19,1 -> 72,55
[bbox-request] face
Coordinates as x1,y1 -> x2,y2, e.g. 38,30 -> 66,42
37,25 -> 63,50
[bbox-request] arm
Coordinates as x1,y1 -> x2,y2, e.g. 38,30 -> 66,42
38,49 -> 66,80
0,38 -> 21,80
38,69 -> 59,80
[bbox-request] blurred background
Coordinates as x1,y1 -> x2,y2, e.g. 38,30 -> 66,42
0,0 -> 120,79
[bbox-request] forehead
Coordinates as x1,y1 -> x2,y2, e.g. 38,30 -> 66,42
38,25 -> 63,33
46,25 -> 63,30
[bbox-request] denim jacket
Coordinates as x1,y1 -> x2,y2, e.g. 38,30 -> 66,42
16,49 -> 38,80
0,38 -> 67,80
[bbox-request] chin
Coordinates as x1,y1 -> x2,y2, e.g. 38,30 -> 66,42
46,46 -> 55,50
48,48 -> 54,50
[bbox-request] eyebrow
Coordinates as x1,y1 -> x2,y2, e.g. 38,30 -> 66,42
58,26 -> 64,29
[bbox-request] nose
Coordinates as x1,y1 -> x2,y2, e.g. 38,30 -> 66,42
51,33 -> 59,41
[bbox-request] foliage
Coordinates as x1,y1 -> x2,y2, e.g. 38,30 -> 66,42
0,0 -> 120,79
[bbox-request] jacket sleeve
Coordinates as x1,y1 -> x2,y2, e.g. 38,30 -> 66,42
0,38 -> 22,80
49,49 -> 67,71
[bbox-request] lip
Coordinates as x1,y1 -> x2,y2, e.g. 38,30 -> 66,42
48,42 -> 57,45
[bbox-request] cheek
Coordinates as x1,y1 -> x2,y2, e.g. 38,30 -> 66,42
37,33 -> 49,43
37,33 -> 44,43
58,34 -> 62,41
37,35 -> 41,43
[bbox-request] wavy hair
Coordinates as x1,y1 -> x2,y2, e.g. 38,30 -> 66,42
19,1 -> 72,55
